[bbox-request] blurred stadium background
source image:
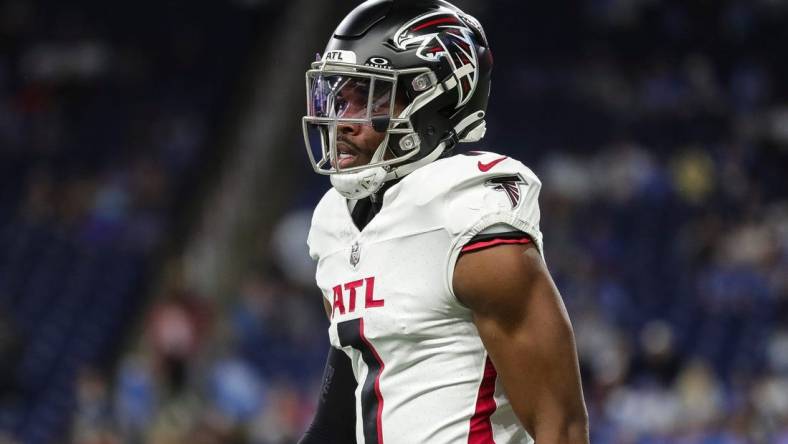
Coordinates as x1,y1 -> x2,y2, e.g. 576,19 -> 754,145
0,0 -> 787,443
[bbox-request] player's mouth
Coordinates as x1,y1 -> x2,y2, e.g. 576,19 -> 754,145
336,142 -> 362,169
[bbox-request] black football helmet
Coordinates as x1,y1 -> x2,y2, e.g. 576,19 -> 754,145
303,0 -> 493,199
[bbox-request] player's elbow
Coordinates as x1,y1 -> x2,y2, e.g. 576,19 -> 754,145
563,411 -> 590,444
534,408 -> 589,444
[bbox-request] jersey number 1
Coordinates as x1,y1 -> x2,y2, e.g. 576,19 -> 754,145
337,318 -> 385,444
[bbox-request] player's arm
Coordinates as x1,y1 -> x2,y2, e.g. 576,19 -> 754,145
453,242 -> 589,443
298,300 -> 357,444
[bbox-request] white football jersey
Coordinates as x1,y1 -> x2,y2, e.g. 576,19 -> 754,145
307,152 -> 543,444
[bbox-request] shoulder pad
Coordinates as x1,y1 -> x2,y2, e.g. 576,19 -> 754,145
415,151 -> 544,249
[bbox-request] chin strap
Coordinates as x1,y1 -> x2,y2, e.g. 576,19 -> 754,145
331,141 -> 447,200
383,111 -> 484,181
386,141 -> 447,181
330,166 -> 388,200
331,117 -> 484,199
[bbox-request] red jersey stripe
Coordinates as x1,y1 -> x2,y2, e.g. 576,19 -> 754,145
461,237 -> 531,253
468,356 -> 498,443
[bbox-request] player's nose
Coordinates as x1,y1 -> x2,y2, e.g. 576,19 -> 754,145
337,121 -> 362,136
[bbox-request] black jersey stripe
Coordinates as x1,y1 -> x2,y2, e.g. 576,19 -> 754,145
338,318 -> 385,444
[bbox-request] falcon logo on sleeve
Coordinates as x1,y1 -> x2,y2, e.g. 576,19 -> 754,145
485,174 -> 527,209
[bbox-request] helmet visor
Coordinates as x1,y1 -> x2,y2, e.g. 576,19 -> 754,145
303,68 -> 419,175
304,72 -> 403,174
307,73 -> 395,120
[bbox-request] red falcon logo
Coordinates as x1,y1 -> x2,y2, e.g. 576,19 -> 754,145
389,11 -> 480,108
485,174 -> 527,208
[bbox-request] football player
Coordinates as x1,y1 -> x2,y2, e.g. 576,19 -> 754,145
299,1 -> 588,443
